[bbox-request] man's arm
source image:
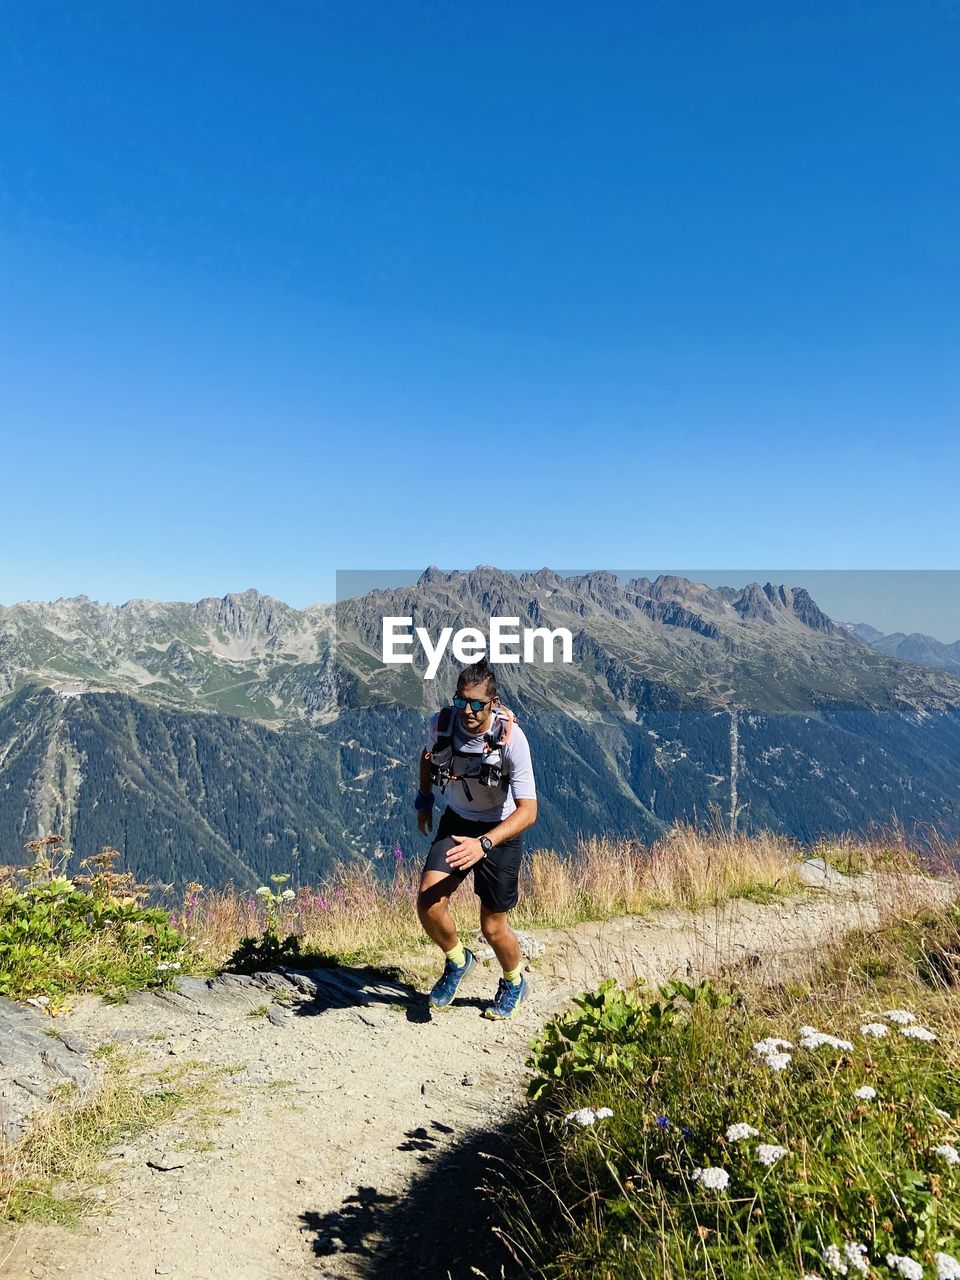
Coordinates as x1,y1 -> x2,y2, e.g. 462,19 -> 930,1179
444,797 -> 537,869
482,797 -> 538,847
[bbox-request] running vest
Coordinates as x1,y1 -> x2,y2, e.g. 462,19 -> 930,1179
427,705 -> 518,802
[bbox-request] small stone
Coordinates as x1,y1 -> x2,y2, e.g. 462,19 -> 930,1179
461,1075 -> 476,1087
59,1033 -> 90,1054
355,1010 -> 384,1029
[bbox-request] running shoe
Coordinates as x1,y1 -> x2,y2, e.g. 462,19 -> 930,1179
428,948 -> 476,1009
483,974 -> 528,1021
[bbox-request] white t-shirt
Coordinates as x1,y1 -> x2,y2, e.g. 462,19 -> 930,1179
424,708 -> 537,823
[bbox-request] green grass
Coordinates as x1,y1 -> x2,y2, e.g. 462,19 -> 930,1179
513,903 -> 960,1279
0,1055 -> 209,1226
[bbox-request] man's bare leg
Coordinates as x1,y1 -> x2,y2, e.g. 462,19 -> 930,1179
417,869 -> 463,953
479,904 -> 521,973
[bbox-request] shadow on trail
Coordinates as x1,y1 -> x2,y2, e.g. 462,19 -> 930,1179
299,1113 -> 527,1279
279,962 -> 492,1024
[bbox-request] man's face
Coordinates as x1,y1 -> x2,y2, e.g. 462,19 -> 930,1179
457,681 -> 494,733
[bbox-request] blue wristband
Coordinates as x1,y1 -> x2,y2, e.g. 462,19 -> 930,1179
414,790 -> 435,812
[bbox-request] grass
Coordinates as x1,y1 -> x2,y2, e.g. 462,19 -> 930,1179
167,824 -> 897,974
0,1052 -> 223,1226
159,825 -> 938,986
509,887 -> 960,1279
2,827 -> 934,999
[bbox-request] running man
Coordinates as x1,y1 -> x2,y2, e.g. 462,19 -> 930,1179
415,659 -> 538,1019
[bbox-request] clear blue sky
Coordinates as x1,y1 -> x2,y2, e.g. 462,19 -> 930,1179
2,1 -> 959,618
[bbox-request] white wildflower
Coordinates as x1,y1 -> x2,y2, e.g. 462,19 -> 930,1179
691,1166 -> 730,1191
726,1122 -> 760,1142
255,886 -> 272,897
799,1028 -> 855,1052
156,962 -> 170,971
935,1143 -> 960,1166
935,1253 -> 960,1280
564,1107 -> 614,1128
822,1244 -> 848,1274
168,962 -> 181,970
886,1254 -> 924,1280
843,1241 -> 870,1276
901,1025 -> 937,1043
281,889 -> 296,900
853,1085 -> 877,1100
753,1037 -> 793,1056
756,1143 -> 788,1166
883,1009 -> 917,1025
860,1022 -> 889,1038
764,1051 -> 792,1071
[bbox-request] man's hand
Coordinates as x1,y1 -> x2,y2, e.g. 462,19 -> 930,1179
445,835 -> 486,870
417,807 -> 433,836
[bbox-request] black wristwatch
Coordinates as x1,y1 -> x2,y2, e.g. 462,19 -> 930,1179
479,836 -> 494,856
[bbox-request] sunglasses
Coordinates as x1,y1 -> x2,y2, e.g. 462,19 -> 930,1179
453,693 -> 493,713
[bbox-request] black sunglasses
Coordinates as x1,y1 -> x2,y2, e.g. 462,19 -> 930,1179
453,693 -> 493,713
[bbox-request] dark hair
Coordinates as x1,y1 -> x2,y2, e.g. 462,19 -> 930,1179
457,659 -> 497,698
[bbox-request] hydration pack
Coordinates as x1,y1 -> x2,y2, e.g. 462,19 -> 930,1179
427,704 -> 518,801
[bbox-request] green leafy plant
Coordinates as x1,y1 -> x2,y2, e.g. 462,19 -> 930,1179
527,977 -> 729,1102
225,930 -> 302,973
224,872 -> 303,974
0,843 -> 188,1007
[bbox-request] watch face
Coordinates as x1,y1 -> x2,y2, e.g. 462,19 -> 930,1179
480,836 -> 493,852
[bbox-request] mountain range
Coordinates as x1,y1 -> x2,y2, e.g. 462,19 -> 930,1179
847,622 -> 960,677
2,569 -> 960,889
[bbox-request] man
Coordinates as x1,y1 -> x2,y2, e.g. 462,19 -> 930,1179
415,659 -> 538,1019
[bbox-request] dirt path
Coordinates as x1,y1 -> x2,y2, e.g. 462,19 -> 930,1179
0,875 -> 944,1280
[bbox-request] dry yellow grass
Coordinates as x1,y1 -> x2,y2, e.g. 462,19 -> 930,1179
169,824 -> 939,971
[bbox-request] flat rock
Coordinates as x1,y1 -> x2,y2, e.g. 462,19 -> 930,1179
798,858 -> 848,888
0,997 -> 94,1144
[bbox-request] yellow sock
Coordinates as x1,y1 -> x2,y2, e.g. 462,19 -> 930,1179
445,942 -> 466,967
503,965 -> 522,986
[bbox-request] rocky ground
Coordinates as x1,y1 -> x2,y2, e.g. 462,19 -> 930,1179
1,863 -> 949,1280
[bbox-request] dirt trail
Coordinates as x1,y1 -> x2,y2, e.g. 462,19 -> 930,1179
0,876 -> 943,1280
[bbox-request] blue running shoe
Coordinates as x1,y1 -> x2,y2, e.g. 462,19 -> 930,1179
428,948 -> 476,1009
484,974 -> 528,1021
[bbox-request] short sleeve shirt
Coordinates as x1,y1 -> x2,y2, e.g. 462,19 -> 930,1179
424,709 -> 536,822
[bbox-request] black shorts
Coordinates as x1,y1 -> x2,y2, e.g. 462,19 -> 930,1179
422,806 -> 523,913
